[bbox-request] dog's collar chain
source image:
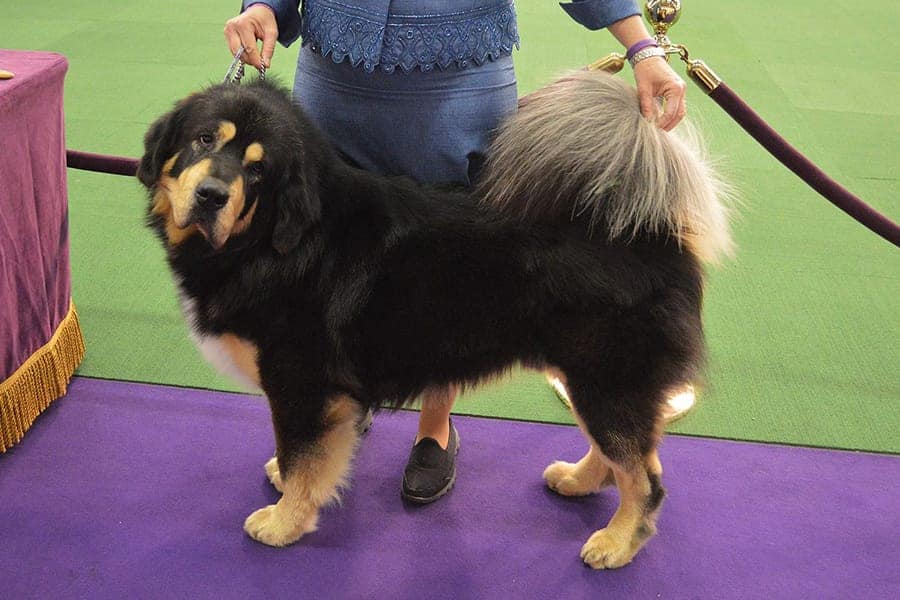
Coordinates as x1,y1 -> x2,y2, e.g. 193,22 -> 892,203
224,47 -> 266,85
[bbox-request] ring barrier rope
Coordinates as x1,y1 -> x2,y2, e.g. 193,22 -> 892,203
66,150 -> 137,177
64,1 -> 898,248
706,83 -> 900,246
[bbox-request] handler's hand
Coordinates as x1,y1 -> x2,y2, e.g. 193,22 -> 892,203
224,4 -> 278,70
633,56 -> 687,131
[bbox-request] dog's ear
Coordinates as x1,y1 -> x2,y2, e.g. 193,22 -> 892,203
272,156 -> 321,255
137,104 -> 187,188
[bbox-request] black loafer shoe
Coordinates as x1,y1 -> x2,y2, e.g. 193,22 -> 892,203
401,422 -> 460,504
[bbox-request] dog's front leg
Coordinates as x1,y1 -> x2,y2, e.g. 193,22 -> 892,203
244,393 -> 361,547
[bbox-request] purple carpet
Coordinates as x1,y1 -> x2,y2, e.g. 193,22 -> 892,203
1,378 -> 897,599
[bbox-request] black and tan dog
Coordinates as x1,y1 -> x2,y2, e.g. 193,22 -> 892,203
138,70 -> 732,569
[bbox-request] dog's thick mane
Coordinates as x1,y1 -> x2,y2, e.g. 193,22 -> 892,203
477,70 -> 734,264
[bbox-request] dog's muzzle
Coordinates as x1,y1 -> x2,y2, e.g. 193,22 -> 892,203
194,178 -> 230,212
188,176 -> 234,248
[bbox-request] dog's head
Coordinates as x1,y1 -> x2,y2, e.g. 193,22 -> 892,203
138,80 -> 322,254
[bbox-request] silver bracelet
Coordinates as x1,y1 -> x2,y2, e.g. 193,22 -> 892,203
628,46 -> 667,67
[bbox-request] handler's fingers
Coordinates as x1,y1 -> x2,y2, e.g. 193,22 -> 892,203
223,9 -> 277,70
658,75 -> 687,130
223,18 -> 245,58
223,22 -> 259,67
638,87 -> 660,123
240,41 -> 264,69
658,93 -> 686,131
259,31 -> 277,69
633,57 -> 687,130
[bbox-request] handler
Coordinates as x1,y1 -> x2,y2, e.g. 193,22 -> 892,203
225,0 -> 687,505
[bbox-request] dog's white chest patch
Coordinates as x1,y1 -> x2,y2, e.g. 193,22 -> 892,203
178,288 -> 261,392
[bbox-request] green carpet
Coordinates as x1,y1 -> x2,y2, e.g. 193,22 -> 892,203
5,1 -> 897,452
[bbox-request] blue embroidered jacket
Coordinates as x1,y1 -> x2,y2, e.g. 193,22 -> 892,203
244,1 -> 640,73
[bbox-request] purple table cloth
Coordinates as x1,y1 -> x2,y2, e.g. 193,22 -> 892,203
0,49 -> 83,451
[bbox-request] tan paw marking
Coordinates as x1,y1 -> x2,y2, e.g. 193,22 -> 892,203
243,504 -> 315,547
264,457 -> 283,492
543,461 -> 603,496
580,528 -> 636,569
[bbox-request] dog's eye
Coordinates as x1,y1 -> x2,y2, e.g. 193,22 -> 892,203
198,133 -> 215,147
247,162 -> 265,179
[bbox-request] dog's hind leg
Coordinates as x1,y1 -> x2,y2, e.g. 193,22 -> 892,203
244,394 -> 361,547
551,378 -> 667,570
544,438 -> 615,496
543,374 -> 614,495
541,373 -> 612,495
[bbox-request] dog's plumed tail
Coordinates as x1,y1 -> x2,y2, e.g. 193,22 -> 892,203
477,70 -> 734,264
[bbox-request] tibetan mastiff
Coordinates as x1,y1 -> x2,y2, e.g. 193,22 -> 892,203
138,70 -> 732,569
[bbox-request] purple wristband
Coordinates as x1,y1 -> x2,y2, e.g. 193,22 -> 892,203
244,2 -> 275,14
625,39 -> 658,60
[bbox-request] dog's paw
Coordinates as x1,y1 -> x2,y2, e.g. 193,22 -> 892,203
264,456 -> 284,492
580,528 -> 636,570
243,504 -> 316,547
543,461 -> 601,496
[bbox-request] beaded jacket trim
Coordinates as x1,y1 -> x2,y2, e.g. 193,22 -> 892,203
301,1 -> 520,73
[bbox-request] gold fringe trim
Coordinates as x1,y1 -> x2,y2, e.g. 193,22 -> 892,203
0,301 -> 85,452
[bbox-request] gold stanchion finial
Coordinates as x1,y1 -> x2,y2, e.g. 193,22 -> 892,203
645,0 -> 722,93
644,0 -> 682,45
587,54 -> 626,73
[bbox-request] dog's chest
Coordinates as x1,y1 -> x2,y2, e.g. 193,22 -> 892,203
177,285 -> 261,392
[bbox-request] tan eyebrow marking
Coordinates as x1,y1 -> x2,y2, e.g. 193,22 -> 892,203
243,142 -> 264,165
216,121 -> 237,150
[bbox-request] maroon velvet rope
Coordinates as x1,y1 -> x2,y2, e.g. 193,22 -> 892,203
65,86 -> 899,248
708,83 -> 900,248
66,150 -> 138,177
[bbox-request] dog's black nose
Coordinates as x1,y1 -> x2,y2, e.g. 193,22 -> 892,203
194,179 -> 230,210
